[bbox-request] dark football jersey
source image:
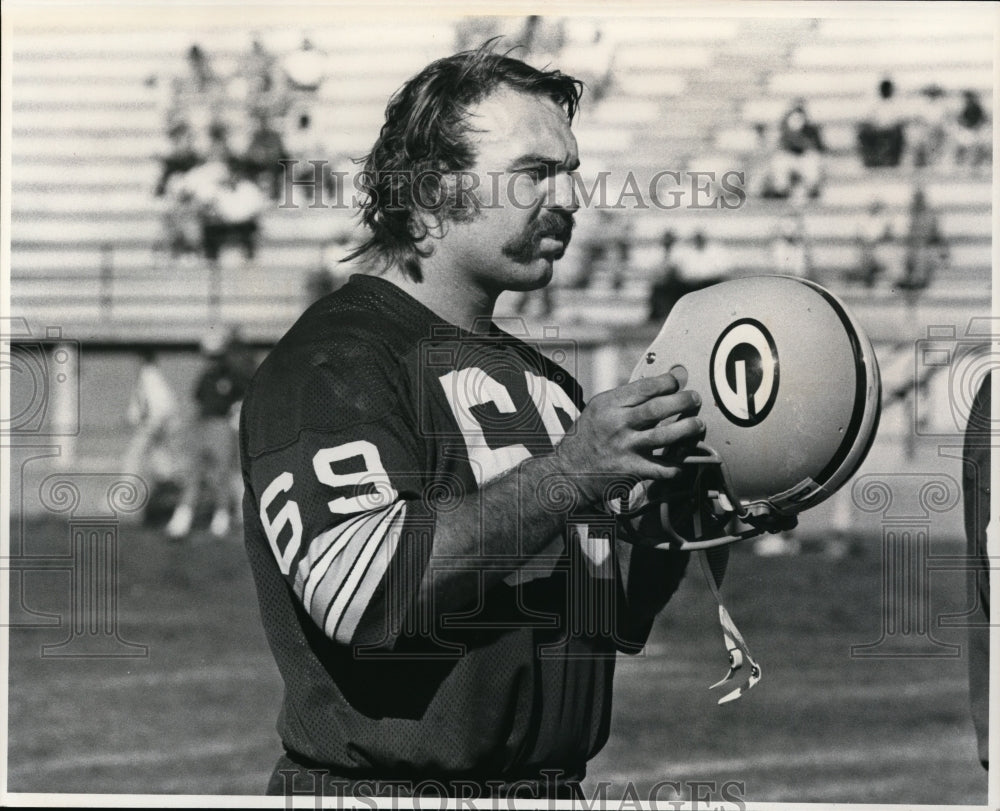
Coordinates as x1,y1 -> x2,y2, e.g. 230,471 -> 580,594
963,372 -> 990,769
240,273 -> 644,781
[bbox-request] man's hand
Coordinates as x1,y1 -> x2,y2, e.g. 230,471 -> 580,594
552,372 -> 704,507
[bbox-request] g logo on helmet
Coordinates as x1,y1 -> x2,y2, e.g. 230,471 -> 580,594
710,319 -> 778,427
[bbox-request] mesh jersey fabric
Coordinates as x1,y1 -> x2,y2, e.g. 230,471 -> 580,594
240,273 -> 645,782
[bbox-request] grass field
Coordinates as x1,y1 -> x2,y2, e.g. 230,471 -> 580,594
6,515 -> 987,805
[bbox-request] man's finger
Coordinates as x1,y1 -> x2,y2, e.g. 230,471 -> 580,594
613,373 -> 680,406
626,390 -> 702,428
634,460 -> 686,481
633,416 -> 705,449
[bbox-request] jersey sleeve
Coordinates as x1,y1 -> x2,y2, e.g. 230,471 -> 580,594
242,347 -> 434,652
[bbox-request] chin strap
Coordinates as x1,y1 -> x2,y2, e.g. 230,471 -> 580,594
698,547 -> 762,704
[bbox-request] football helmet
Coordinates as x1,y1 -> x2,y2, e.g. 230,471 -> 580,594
616,275 -> 882,550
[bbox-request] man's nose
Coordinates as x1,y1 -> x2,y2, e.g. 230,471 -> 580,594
546,171 -> 579,214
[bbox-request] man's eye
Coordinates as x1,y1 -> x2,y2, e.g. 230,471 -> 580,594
517,166 -> 549,182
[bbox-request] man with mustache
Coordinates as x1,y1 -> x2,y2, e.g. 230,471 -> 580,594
239,44 -> 701,801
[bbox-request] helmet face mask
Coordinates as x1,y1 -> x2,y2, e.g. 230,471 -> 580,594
616,276 -> 882,550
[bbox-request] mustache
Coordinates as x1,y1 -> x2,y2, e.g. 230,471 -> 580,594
533,210 -> 575,243
501,209 -> 576,263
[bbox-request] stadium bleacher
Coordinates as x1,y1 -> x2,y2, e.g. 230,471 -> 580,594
9,16 -> 992,343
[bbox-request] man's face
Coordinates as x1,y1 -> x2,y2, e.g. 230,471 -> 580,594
434,88 -> 580,294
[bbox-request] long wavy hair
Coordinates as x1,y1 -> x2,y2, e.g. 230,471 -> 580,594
344,42 -> 583,281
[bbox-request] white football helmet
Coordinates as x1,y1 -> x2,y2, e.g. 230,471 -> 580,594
616,275 -> 882,550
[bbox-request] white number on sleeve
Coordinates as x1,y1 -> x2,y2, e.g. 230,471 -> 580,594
313,439 -> 399,514
260,471 -> 302,575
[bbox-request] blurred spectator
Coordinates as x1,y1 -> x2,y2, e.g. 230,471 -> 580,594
201,171 -> 267,265
747,123 -> 781,199
155,121 -> 204,261
857,78 -> 907,168
572,208 -> 631,290
181,126 -> 232,194
166,328 -> 255,539
154,121 -> 203,197
239,112 -> 289,201
671,230 -> 732,292
910,84 -> 948,168
281,36 -> 328,92
185,130 -> 265,265
771,213 -> 812,279
122,349 -> 180,482
184,43 -> 217,94
283,106 -> 338,206
240,35 -> 282,117
169,44 -> 227,152
770,101 -> 825,201
554,21 -> 615,105
952,89 -> 991,169
519,15 -> 566,62
845,199 -> 895,287
281,37 -> 327,150
897,187 -> 948,294
160,172 -> 202,262
647,229 -> 681,322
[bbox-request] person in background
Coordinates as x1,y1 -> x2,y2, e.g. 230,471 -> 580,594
845,198 -> 895,288
122,349 -> 180,483
166,328 -> 254,539
647,229 -> 681,322
168,44 -> 227,155
154,121 -> 204,263
771,213 -> 812,280
241,34 -> 281,118
154,121 -> 203,198
909,84 -> 948,168
963,372 -> 991,771
670,229 -> 732,294
952,89 -> 991,170
770,100 -> 825,201
518,15 -> 566,63
747,122 -> 780,199
186,130 -> 266,266
552,20 -> 614,105
281,36 -> 328,93
857,78 -> 907,168
573,208 -> 632,291
203,172 -> 266,264
239,111 -> 289,201
897,186 -> 948,296
280,36 -> 328,159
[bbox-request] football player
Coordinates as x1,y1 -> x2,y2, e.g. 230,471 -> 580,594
963,372 -> 990,770
240,45 -> 702,800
